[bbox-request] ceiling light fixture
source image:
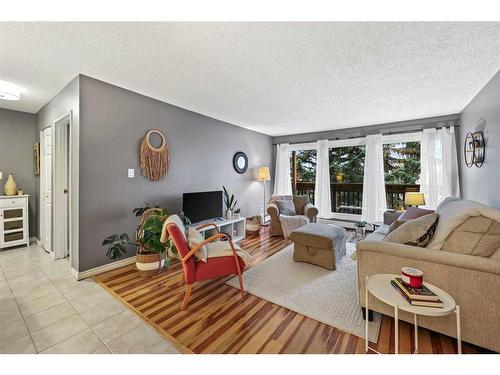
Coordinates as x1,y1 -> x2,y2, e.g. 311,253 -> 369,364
0,80 -> 24,101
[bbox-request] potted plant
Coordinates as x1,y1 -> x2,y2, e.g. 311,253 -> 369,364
246,215 -> 262,233
354,220 -> 367,238
233,208 -> 241,219
223,186 -> 238,219
102,205 -> 190,277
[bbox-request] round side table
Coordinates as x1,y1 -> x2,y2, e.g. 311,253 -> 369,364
365,274 -> 462,354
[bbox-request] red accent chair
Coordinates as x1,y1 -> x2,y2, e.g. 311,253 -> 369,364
163,216 -> 245,310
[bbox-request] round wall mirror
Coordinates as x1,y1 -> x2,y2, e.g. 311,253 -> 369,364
233,151 -> 248,174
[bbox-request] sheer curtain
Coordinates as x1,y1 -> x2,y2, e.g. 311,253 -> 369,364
314,140 -> 331,218
361,134 -> 387,223
273,143 -> 293,196
420,127 -> 461,209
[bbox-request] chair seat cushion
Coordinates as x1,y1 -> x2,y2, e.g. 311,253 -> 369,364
195,256 -> 245,281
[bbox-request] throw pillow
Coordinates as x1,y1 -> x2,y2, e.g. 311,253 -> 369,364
187,227 -> 208,262
442,216 -> 500,257
387,219 -> 406,234
399,206 -> 435,221
293,195 -> 310,214
384,213 -> 439,247
275,200 -> 297,216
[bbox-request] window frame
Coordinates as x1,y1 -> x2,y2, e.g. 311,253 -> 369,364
286,131 -> 423,220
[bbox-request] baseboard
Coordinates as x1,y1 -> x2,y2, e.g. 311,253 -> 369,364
72,256 -> 136,280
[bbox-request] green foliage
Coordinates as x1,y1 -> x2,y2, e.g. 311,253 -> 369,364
222,186 -> 238,210
292,142 -> 420,186
133,201 -> 161,217
140,213 -> 168,254
102,233 -> 134,260
354,221 -> 367,228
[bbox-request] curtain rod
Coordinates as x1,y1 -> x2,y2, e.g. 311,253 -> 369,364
275,123 -> 460,146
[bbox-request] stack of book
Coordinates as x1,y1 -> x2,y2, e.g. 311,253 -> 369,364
390,277 -> 443,308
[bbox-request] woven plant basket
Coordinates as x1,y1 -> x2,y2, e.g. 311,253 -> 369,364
246,216 -> 262,233
136,252 -> 164,277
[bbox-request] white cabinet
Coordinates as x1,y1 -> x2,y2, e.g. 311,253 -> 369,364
194,216 -> 247,243
0,195 -> 30,249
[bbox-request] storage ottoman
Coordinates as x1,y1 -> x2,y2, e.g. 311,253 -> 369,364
290,223 -> 347,270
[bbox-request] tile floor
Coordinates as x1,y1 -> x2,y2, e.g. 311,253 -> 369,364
0,244 -> 181,354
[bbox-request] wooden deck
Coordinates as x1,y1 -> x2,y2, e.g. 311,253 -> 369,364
94,227 -> 490,354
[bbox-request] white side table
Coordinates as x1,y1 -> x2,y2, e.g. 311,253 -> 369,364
365,274 -> 461,354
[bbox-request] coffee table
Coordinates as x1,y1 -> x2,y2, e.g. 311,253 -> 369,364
365,274 -> 461,354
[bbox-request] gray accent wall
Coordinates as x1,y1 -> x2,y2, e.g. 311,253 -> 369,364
459,70 -> 500,208
78,75 -> 273,271
0,108 -> 37,235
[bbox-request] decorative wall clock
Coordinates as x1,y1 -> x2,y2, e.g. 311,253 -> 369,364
233,151 -> 248,174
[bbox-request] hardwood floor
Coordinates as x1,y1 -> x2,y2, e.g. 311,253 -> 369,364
95,227 -> 491,354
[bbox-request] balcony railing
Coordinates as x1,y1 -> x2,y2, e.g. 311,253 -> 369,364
295,182 -> 419,214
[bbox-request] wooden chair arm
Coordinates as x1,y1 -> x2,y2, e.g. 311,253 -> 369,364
195,223 -> 220,233
181,233 -> 230,263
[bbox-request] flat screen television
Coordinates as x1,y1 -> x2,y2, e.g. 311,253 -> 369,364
183,190 -> 223,223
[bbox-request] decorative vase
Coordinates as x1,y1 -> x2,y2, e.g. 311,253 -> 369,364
4,174 -> 18,196
225,209 -> 234,219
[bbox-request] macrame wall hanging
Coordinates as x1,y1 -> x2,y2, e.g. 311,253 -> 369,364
140,129 -> 170,181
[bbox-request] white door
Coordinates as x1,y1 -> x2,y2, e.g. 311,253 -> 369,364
41,127 -> 52,253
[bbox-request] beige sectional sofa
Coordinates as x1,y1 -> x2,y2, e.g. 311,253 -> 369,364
357,198 -> 500,353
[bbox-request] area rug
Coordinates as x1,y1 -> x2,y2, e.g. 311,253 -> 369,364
226,242 -> 382,342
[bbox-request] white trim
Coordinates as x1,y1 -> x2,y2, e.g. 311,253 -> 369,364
71,256 -> 136,280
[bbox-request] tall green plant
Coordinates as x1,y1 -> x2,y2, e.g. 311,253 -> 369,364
222,186 -> 238,211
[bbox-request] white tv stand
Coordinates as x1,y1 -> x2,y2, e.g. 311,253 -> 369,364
191,216 -> 246,243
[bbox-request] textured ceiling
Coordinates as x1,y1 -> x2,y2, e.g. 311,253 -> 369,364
0,22 -> 499,136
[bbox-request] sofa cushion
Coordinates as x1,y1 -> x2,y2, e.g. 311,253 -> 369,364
442,216 -> 500,258
384,213 -> 439,247
293,195 -> 310,215
275,200 -> 296,216
399,206 -> 435,221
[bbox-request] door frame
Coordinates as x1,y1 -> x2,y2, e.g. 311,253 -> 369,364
39,126 -> 52,254
39,111 -> 79,274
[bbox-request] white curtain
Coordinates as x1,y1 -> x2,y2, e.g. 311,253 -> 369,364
273,143 -> 293,196
420,127 -> 461,209
314,140 -> 332,218
361,134 -> 387,223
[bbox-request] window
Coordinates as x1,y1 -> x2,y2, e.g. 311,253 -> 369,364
383,141 -> 421,210
290,149 -> 317,203
328,146 -> 365,215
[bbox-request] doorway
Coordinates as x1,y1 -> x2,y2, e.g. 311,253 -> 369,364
39,113 -> 75,262
40,126 -> 52,253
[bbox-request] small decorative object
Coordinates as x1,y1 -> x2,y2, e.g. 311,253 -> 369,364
33,142 -> 40,176
3,174 -> 18,196
140,129 -> 170,181
222,186 -> 238,219
246,215 -> 262,233
354,220 -> 367,238
464,131 -> 485,168
234,208 -> 241,219
404,192 -> 425,207
401,266 -> 424,288
17,188 -> 24,196
335,173 -> 344,182
233,151 -> 248,174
